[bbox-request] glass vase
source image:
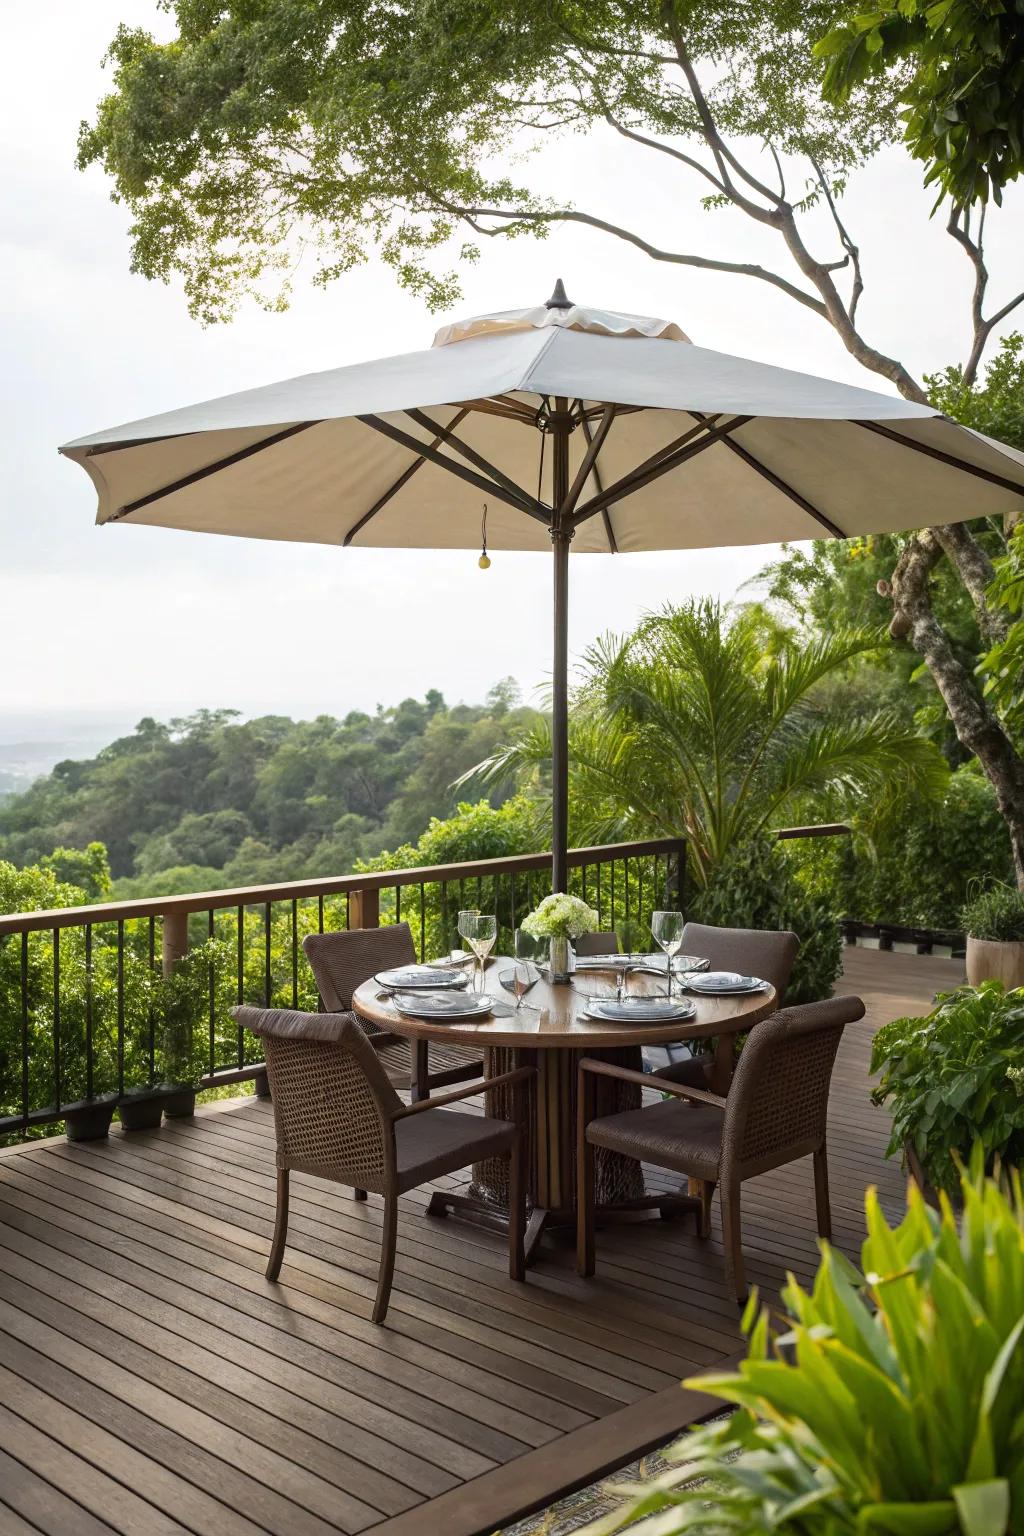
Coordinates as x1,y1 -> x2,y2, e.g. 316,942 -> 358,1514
548,935 -> 571,983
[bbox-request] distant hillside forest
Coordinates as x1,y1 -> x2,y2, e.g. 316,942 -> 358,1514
0,683 -> 539,897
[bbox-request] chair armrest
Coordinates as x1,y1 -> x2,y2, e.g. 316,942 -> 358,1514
391,1065 -> 535,1120
578,1057 -> 726,1109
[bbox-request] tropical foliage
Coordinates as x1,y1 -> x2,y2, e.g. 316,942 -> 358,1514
694,834 -> 843,1006
0,686 -> 536,893
817,0 -> 1024,206
871,983 -> 1024,1193
580,1157 -> 1024,1534
477,601 -> 946,890
962,883 -> 1024,943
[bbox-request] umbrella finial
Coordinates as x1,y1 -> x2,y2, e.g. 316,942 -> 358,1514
545,278 -> 572,311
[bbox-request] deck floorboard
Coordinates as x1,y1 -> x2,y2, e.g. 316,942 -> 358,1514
0,947 -> 958,1536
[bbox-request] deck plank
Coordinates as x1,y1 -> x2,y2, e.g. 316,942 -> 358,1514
0,947 -> 956,1536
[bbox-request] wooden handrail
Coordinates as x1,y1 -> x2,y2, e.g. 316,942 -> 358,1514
0,836 -> 686,935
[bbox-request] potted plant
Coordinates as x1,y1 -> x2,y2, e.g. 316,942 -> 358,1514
869,980 -> 1024,1199
119,938 -> 224,1130
577,1154 -> 1024,1534
521,893 -> 600,982
963,882 -> 1024,988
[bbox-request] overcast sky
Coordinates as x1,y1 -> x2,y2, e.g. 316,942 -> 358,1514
2,2 -> 1022,729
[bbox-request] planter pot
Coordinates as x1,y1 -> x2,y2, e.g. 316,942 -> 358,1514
160,1086 -> 197,1119
117,1089 -> 166,1132
965,937 -> 1024,989
63,1094 -> 117,1143
548,936 -> 572,983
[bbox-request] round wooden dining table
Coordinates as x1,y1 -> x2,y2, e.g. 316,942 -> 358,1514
353,959 -> 776,1259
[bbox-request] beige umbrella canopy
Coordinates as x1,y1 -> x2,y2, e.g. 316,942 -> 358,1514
60,281 -> 1024,887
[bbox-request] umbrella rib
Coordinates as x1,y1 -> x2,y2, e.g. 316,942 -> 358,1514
579,415 -> 618,553
342,408 -> 471,545
357,413 -> 549,523
855,420 -> 1024,497
106,421 -> 320,522
405,408 -> 542,515
691,412 -> 844,538
560,405 -> 616,524
567,415 -> 749,530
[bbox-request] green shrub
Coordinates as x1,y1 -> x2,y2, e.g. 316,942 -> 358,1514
690,833 -> 842,1004
963,884 -> 1024,943
871,982 -> 1024,1194
580,1158 -> 1024,1534
786,766 -> 1014,930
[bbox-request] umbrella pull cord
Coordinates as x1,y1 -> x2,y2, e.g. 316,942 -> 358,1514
478,504 -> 491,569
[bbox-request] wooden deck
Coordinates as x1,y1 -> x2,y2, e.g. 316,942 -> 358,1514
0,947 -> 961,1536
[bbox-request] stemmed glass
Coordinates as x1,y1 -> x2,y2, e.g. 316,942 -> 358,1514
651,910 -> 684,998
461,911 -> 497,992
500,960 -> 540,1011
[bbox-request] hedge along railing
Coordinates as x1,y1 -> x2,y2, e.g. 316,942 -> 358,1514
0,837 -> 687,1141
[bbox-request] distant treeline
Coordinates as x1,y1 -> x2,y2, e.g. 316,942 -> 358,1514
0,683 -> 539,897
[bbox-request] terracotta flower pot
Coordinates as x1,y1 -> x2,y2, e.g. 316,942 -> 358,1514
965,937 -> 1024,989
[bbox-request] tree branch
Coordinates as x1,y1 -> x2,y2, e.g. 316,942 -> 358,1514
432,197 -> 829,316
810,155 -> 864,326
602,110 -> 731,198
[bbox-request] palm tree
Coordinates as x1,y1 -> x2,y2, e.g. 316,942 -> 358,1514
469,601 -> 945,888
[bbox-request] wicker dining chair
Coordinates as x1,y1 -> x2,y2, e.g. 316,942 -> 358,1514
573,931 -> 621,957
303,924 -> 483,1101
235,1004 -> 533,1324
577,994 -> 864,1302
649,923 -> 799,1090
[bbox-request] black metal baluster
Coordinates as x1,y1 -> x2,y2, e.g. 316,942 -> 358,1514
208,910 -> 216,1077
117,920 -> 125,1098
20,933 -> 29,1131
396,884 -> 402,922
237,905 -> 245,1068
264,902 -> 272,1008
419,885 -> 426,961
148,917 -> 156,1087
441,881 -> 449,954
85,924 -> 94,1103
319,894 -> 325,933
638,860 -> 644,932
291,899 -> 299,1009
624,856 -> 631,933
50,929 -> 60,1116
344,892 -> 350,930
610,861 -> 616,934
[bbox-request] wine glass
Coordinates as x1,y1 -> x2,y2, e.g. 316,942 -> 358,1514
500,960 -> 540,1011
651,910 -> 684,997
461,912 -> 497,992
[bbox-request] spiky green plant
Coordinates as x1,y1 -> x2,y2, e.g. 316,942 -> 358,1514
578,1155 -> 1024,1534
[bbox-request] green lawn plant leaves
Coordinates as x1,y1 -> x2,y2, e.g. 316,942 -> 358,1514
576,1161 -> 1024,1535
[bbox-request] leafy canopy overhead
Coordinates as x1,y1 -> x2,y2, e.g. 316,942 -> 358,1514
77,0 -> 901,321
818,0 -> 1024,207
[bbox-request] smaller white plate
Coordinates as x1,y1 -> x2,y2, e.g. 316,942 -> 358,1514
375,966 -> 468,990
393,991 -> 492,1021
581,997 -> 696,1023
685,972 -> 769,995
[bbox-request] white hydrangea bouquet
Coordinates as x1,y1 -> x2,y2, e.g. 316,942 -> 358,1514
522,894 -> 600,981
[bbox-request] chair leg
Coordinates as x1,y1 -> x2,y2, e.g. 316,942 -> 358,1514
576,1068 -> 596,1278
353,1187 -> 368,1201
410,1040 -> 429,1102
813,1144 -> 831,1241
372,1192 -> 399,1325
720,1178 -> 746,1305
508,1135 -> 526,1282
266,1168 -> 289,1281
697,1179 -> 716,1240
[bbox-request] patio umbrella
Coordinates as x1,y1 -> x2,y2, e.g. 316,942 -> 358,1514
60,281 -> 1024,891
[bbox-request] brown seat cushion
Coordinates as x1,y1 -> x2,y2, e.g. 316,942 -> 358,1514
394,1108 -> 517,1191
651,1053 -> 714,1088
585,1098 -> 724,1181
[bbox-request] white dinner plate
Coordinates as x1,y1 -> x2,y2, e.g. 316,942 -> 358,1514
375,966 -> 468,990
392,991 -> 492,1021
685,971 -> 769,995
581,997 -> 696,1023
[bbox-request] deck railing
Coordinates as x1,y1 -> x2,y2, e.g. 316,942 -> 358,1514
0,836 -> 689,1139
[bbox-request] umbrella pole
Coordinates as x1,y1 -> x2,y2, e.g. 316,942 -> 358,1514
550,403 -> 571,894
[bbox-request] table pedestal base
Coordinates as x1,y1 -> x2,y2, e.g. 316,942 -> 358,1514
424,1042 -> 701,1261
